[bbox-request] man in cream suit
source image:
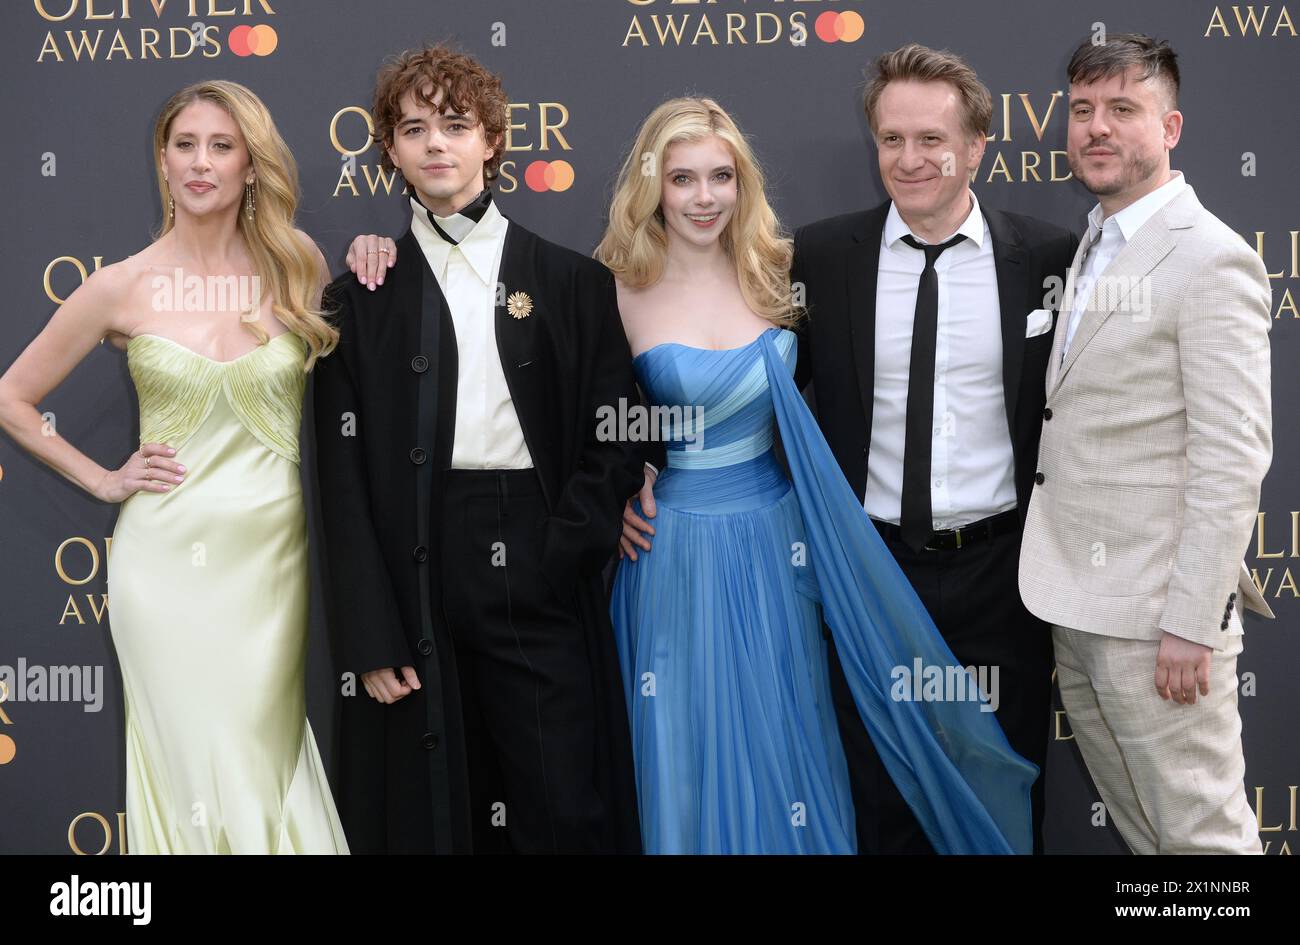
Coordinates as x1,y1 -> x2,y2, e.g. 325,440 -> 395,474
1019,34 -> 1273,854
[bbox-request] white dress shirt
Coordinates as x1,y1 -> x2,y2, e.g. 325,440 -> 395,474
1062,171 -> 1187,360
409,195 -> 534,469
866,191 -> 1017,529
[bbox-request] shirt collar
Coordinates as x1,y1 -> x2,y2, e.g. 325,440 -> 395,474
409,191 -> 506,285
1090,170 -> 1187,243
884,189 -> 986,250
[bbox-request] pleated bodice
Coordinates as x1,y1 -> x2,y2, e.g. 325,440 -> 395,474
126,331 -> 307,464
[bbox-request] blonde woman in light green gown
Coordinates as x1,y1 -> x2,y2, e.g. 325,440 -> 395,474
0,81 -> 348,853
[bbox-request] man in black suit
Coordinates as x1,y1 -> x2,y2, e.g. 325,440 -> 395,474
790,44 -> 1078,854
315,44 -> 643,854
623,43 -> 1076,853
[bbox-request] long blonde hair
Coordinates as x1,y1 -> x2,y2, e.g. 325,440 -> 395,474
595,96 -> 797,326
152,80 -> 337,370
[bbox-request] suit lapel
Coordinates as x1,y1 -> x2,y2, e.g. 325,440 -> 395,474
1055,220 -> 1176,390
1046,235 -> 1089,394
984,208 -> 1028,432
1052,187 -> 1200,395
848,205 -> 889,439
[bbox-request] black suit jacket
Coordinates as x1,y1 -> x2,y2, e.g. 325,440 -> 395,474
791,200 -> 1078,523
313,218 -> 643,853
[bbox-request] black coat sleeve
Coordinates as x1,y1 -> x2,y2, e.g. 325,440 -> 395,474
1063,230 -> 1081,278
1037,221 -> 1079,303
638,383 -> 668,474
313,283 -> 414,675
539,265 -> 645,591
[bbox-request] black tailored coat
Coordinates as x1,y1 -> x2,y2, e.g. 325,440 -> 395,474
789,200 -> 1078,854
313,219 -> 644,854
791,200 -> 1079,522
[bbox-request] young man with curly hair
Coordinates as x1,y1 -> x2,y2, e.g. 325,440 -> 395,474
315,44 -> 643,854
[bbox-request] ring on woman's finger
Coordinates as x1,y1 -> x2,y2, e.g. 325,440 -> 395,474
377,248 -> 389,255
366,250 -> 378,255
144,455 -> 152,468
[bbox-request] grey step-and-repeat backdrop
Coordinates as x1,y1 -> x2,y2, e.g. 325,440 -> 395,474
1,1 -> 1294,854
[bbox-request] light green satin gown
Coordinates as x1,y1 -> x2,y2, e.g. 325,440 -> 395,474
107,331 -> 348,854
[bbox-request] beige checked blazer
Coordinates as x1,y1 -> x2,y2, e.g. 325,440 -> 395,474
1019,185 -> 1274,650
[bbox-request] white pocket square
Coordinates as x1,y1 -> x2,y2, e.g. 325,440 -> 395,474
1025,308 -> 1053,338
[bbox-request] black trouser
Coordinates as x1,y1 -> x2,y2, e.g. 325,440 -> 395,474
828,522 -> 1054,854
438,468 -> 607,853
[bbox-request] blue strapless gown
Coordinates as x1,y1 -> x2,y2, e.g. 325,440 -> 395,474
610,328 -> 1036,854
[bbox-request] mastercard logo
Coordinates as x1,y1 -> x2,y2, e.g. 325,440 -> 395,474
814,11 -> 865,43
523,160 -> 575,193
228,24 -> 278,57
0,681 -> 12,766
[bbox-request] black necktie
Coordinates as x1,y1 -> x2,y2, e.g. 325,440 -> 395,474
899,232 -> 967,553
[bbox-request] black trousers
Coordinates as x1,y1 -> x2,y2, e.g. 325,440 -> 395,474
438,468 -> 607,853
828,523 -> 1054,854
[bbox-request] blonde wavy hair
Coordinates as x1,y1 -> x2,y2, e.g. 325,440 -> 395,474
595,97 -> 797,326
152,80 -> 337,370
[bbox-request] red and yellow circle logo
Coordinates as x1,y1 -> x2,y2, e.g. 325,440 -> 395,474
228,24 -> 278,57
523,160 -> 575,193
814,11 -> 865,43
0,681 -> 14,766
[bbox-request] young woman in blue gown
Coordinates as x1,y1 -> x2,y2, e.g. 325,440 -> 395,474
596,97 -> 1036,855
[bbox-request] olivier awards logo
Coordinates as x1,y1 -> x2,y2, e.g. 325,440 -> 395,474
621,0 -> 865,48
34,0 -> 279,64
56,536 -> 112,626
506,101 -> 576,194
1242,229 -> 1298,321
329,106 -> 404,199
44,253 -> 103,304
983,90 -> 1072,185
330,99 -> 578,199
1204,5 -> 1297,37
68,811 -> 128,855
1251,511 -> 1299,602
1255,784 -> 1298,854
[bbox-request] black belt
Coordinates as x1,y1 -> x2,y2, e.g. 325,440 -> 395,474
872,508 -> 1019,551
